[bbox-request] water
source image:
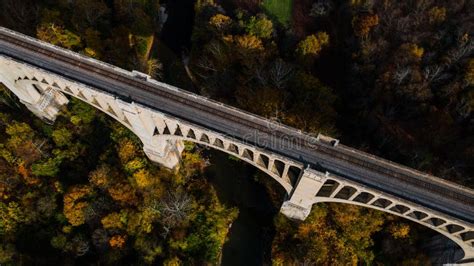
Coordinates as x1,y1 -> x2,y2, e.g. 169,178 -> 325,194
160,0 -> 195,54
204,150 -> 279,265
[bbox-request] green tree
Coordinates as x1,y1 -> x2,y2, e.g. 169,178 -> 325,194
70,98 -> 96,125
245,15 -> 273,39
296,32 -> 330,59
52,128 -> 73,147
37,23 -> 82,50
31,157 -> 62,177
0,243 -> 15,264
0,201 -> 24,236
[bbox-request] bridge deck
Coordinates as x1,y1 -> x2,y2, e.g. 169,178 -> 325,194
0,27 -> 473,223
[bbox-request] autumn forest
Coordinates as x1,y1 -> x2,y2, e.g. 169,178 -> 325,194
0,0 -> 473,265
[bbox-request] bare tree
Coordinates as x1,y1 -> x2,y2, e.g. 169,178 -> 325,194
447,41 -> 474,65
393,66 -> 411,84
310,0 -> 333,17
70,0 -> 110,29
269,59 -> 294,89
423,65 -> 443,83
1,0 -> 39,34
151,190 -> 192,238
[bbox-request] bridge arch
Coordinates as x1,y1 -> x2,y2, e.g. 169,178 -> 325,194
8,64 -> 304,195
309,178 -> 474,262
2,55 -> 473,264
149,134 -> 304,193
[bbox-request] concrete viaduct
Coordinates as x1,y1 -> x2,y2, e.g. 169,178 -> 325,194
0,27 -> 473,263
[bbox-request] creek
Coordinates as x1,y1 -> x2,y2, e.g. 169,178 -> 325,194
204,150 -> 278,265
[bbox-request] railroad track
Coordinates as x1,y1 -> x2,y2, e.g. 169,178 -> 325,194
0,29 -> 473,209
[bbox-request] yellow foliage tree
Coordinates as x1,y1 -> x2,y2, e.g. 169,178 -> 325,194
163,257 -> 182,266
234,35 -> 264,51
209,14 -> 231,30
101,212 -> 124,229
126,208 -> 158,235
400,43 -> 424,59
36,23 -> 81,50
133,169 -> 152,188
428,6 -> 446,24
108,183 -> 138,205
89,164 -> 111,189
63,186 -> 93,226
273,203 -> 385,264
389,223 -> 410,239
0,201 -> 25,235
296,32 -> 330,59
117,139 -> 138,163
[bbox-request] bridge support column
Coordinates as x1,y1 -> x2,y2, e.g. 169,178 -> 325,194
280,167 -> 327,221
21,86 -> 69,124
143,139 -> 184,169
0,59 -> 69,123
0,77 -> 68,124
116,102 -> 186,170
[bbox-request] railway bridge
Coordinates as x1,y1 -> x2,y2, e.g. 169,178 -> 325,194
0,27 -> 473,263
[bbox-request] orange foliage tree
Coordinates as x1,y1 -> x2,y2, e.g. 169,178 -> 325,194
63,186 -> 94,226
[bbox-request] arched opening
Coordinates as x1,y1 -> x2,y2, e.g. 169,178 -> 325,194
371,198 -> 392,208
227,143 -> 239,154
287,166 -> 302,186
389,204 -> 411,214
353,192 -> 375,203
316,179 -> 339,197
256,154 -> 269,169
186,129 -> 196,139
445,224 -> 465,234
63,86 -> 73,94
174,125 -> 183,136
162,124 -> 171,134
334,186 -> 357,200
461,231 -> 474,242
241,149 -> 254,161
271,160 -> 285,177
14,76 -> 298,195
407,211 -> 429,221
199,133 -> 210,143
90,97 -> 101,108
425,217 -> 446,227
76,90 -> 87,100
213,138 -> 225,148
149,133 -> 295,193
